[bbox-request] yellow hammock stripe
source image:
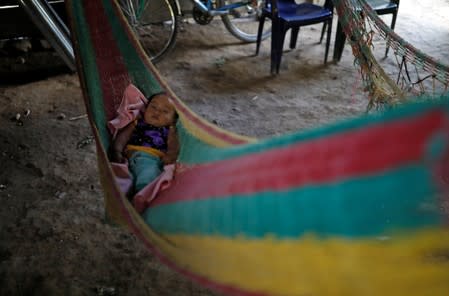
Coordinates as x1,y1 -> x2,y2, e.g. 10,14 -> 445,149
125,145 -> 165,158
178,112 -> 255,148
156,230 -> 449,296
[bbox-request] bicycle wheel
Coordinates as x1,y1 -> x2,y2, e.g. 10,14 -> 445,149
219,0 -> 271,43
119,0 -> 179,63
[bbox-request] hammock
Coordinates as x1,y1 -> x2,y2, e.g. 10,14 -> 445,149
66,0 -> 449,295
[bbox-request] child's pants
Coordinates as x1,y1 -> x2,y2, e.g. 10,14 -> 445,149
128,151 -> 163,192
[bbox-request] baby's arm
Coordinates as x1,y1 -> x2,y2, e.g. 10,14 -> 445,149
111,122 -> 135,163
162,125 -> 180,165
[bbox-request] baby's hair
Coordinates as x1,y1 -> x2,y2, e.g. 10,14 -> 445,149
147,91 -> 166,101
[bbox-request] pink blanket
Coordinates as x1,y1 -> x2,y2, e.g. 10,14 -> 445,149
107,84 -> 147,139
108,84 -> 175,213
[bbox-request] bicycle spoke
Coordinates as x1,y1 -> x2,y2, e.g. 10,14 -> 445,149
119,0 -> 178,63
220,0 -> 270,42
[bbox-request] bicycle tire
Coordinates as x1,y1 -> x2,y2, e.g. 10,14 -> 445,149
219,0 -> 271,43
119,0 -> 179,63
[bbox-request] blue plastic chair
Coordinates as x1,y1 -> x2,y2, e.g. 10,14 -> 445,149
255,0 -> 334,74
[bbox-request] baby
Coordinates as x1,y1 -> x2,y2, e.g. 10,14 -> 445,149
111,92 -> 179,194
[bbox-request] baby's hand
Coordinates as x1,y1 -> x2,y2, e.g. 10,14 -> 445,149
112,150 -> 125,163
162,154 -> 176,165
163,125 -> 179,165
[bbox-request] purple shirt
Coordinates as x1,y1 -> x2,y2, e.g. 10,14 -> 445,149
128,118 -> 169,152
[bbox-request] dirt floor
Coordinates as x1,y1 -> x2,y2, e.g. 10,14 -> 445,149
0,0 -> 448,295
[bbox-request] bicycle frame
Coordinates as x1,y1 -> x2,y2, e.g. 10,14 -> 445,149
191,0 -> 253,16
119,0 -> 270,62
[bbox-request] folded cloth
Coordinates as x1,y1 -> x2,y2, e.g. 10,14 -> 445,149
110,160 -> 133,197
110,161 -> 175,213
107,83 -> 147,139
133,164 -> 176,213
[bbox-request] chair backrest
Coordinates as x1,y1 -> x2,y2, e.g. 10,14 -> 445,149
367,0 -> 400,15
267,0 -> 334,19
266,0 -> 293,19
367,0 -> 400,7
392,0 -> 400,6
323,0 -> 334,11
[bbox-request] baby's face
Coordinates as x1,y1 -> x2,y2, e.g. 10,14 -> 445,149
144,94 -> 176,127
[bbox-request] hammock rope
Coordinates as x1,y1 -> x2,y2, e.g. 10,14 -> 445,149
333,0 -> 449,109
66,0 -> 449,295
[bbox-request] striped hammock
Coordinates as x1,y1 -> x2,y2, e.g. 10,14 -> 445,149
66,0 -> 449,295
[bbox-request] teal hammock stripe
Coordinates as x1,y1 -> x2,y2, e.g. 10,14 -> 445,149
177,123 -> 234,164
101,0 -> 163,97
143,165 -> 441,239
72,1 -> 109,149
179,98 -> 449,165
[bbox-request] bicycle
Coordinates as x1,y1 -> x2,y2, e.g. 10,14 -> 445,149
119,0 -> 271,63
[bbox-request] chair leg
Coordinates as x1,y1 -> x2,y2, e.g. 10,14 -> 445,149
270,24 -> 280,74
333,21 -> 346,62
385,11 -> 398,57
324,19 -> 332,63
289,27 -> 300,49
255,16 -> 266,56
270,37 -> 276,74
276,28 -> 288,74
390,11 -> 398,30
320,23 -> 327,43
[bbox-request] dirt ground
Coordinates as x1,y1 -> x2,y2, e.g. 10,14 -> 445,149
0,0 -> 448,295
